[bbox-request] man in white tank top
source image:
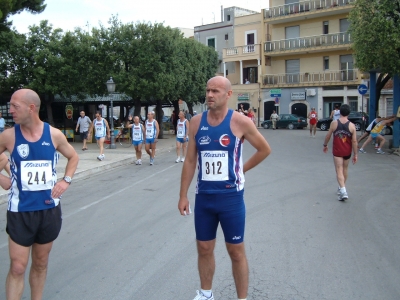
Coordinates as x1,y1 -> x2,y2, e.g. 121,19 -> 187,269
175,111 -> 190,163
127,116 -> 145,165
330,104 -> 341,121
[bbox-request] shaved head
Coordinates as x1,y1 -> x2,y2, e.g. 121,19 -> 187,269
207,76 -> 232,92
12,89 -> 41,111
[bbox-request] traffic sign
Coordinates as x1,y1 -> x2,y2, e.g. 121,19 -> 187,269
270,89 -> 282,97
358,84 -> 368,95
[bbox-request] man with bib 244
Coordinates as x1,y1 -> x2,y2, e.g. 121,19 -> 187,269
0,89 -> 79,300
178,76 -> 271,300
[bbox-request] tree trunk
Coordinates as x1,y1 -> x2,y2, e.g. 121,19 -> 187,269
187,102 -> 193,115
45,94 -> 54,126
133,98 -> 141,118
375,73 -> 392,115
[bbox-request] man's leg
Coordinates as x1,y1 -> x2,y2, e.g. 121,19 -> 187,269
82,138 -> 87,149
176,141 -> 181,158
333,156 -> 345,188
29,242 -> 53,300
357,132 -> 368,144
182,142 -> 187,158
145,143 -> 151,156
151,143 -> 156,158
197,239 -> 216,291
360,135 -> 372,150
226,242 -> 248,299
377,135 -> 385,148
98,138 -> 104,155
342,157 -> 350,186
6,238 -> 30,300
313,124 -> 317,136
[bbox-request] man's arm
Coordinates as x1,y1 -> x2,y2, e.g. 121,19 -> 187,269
155,121 -> 160,139
239,116 -> 271,173
75,118 -> 80,132
104,119 -> 110,137
50,128 -> 79,199
185,119 -> 190,141
330,110 -> 334,119
178,115 -> 200,215
349,123 -> 358,164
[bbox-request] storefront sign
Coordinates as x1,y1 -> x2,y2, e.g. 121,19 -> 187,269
291,92 -> 306,100
65,104 -> 73,120
238,93 -> 249,100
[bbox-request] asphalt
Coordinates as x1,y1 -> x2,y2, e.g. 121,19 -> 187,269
0,134 -> 178,204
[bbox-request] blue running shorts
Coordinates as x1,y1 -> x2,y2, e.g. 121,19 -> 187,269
145,138 -> 156,144
194,190 -> 245,244
176,137 -> 188,144
133,140 -> 143,146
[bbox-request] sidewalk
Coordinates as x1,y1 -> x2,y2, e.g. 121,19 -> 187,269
0,134 -> 177,204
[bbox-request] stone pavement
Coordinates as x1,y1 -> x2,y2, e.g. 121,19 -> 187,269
0,134 -> 177,204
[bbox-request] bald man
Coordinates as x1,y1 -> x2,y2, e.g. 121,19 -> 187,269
178,76 -> 271,300
0,89 -> 79,300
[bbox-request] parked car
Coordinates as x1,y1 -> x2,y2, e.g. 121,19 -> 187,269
261,114 -> 308,129
317,112 -> 368,131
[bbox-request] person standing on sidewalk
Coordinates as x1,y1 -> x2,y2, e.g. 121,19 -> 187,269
175,110 -> 189,163
308,107 -> 318,138
75,111 -> 92,150
127,115 -> 145,165
330,104 -> 341,121
0,89 -> 78,300
178,76 -> 271,300
145,111 -> 159,165
88,111 -> 110,161
323,104 -> 357,201
270,110 -> 279,130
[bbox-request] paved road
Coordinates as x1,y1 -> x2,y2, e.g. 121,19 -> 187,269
0,129 -> 399,299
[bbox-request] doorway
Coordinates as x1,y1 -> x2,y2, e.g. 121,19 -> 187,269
264,101 -> 277,121
291,102 -> 307,118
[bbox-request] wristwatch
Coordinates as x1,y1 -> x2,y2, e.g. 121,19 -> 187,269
323,144 -> 327,147
63,176 -> 72,184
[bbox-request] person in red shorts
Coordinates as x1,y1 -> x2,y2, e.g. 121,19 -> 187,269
308,107 -> 318,138
323,104 -> 358,201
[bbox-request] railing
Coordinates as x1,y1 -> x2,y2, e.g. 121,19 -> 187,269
226,44 -> 256,56
262,69 -> 359,85
264,0 -> 355,19
264,32 -> 351,52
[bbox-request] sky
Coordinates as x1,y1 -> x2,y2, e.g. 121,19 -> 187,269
10,0 -> 266,34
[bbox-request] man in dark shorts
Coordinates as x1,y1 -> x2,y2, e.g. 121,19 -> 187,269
75,110 -> 92,150
178,76 -> 271,300
0,89 -> 79,299
323,104 -> 357,201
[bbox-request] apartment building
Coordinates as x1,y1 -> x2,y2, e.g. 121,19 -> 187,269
195,7 -> 263,114
261,0 -> 363,121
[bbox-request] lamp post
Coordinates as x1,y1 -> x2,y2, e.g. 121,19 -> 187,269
258,96 -> 261,128
106,77 -> 116,149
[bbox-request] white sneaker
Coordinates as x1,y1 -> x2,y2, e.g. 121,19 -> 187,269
97,155 -> 101,161
175,157 -> 180,163
376,149 -> 385,154
193,290 -> 214,300
338,191 -> 348,201
138,159 -> 142,165
135,160 -> 139,165
181,157 -> 185,162
337,187 -> 341,195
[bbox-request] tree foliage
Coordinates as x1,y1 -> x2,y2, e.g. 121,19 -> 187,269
349,0 -> 400,110
0,0 -> 46,31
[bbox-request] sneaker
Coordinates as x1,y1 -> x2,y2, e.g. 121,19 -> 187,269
193,290 -> 214,300
181,157 -> 185,162
338,191 -> 349,201
337,187 -> 341,195
100,154 -> 105,161
135,160 -> 139,165
97,155 -> 102,161
175,157 -> 180,163
374,144 -> 379,149
376,149 -> 385,154
359,148 -> 366,153
138,159 -> 142,165
150,158 -> 154,165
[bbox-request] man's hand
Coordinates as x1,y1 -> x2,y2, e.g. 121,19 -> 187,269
178,196 -> 191,216
0,174 -> 11,190
352,155 -> 358,165
51,180 -> 70,199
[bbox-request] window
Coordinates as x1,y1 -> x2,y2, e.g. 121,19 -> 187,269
227,15 -> 231,21
225,69 -> 228,76
225,34 -> 228,41
206,37 -> 216,49
348,96 -> 358,112
323,21 -> 329,34
323,56 -> 329,70
285,59 -> 300,83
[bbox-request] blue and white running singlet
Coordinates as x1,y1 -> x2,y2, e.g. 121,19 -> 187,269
132,124 -> 143,142
195,109 -> 244,194
8,123 -> 60,212
145,120 -> 157,139
177,119 -> 188,139
94,118 -> 107,138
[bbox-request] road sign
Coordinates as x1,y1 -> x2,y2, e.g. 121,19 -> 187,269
270,89 -> 282,97
358,84 -> 368,95
275,97 -> 279,104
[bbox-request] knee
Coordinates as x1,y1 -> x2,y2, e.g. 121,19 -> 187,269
9,260 -> 28,277
227,246 -> 246,263
197,242 -> 214,257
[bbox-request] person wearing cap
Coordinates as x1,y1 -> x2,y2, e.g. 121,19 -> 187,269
308,107 -> 318,138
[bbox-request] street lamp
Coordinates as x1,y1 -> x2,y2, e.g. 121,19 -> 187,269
106,77 -> 116,149
258,96 -> 261,128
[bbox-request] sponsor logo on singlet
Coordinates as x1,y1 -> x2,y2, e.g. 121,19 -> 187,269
42,141 -> 50,146
198,136 -> 211,145
17,144 -> 29,159
219,134 -> 231,147
200,126 -> 208,130
203,152 -> 226,158
23,162 -> 51,168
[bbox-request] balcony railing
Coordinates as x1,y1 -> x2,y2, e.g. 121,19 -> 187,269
264,0 -> 355,19
226,45 -> 256,56
262,69 -> 359,86
264,32 -> 351,52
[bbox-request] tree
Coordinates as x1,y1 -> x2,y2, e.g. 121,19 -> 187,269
349,0 -> 400,112
0,0 -> 46,31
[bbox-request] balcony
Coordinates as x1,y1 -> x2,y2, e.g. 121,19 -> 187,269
264,0 -> 355,24
223,44 -> 261,63
262,69 -> 360,87
264,32 -> 351,56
